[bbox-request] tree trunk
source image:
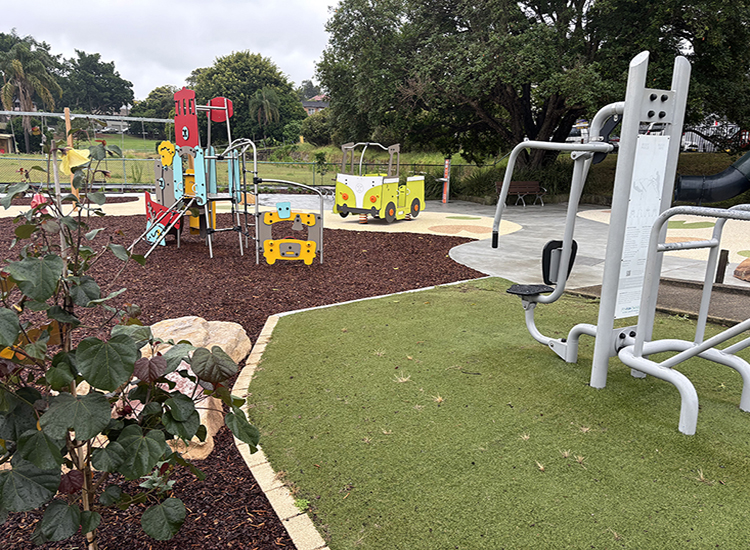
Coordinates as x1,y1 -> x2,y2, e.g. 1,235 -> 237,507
23,125 -> 31,155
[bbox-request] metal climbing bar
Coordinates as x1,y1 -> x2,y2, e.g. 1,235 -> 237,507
616,204 -> 750,434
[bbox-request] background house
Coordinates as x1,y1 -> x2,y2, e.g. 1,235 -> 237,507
302,94 -> 328,116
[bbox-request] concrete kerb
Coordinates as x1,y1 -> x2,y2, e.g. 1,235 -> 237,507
232,314 -> 330,550
230,277 -> 493,550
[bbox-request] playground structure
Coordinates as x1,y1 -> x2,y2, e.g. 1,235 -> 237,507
492,51 -> 750,435
129,88 -> 324,265
333,142 -> 425,222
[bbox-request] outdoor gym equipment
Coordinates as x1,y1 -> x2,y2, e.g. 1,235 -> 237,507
333,142 -> 425,222
492,51 -> 750,435
130,88 -> 324,265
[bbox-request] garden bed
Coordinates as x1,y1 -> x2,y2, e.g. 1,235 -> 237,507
0,212 -> 483,549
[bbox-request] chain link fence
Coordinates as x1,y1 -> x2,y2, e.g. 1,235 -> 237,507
0,156 -> 470,198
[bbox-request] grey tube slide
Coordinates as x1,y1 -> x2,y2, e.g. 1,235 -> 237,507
675,150 -> 750,203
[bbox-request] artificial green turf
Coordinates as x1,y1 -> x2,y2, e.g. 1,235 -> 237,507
247,278 -> 750,549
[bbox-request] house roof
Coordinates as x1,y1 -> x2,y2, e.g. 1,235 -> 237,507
302,99 -> 329,109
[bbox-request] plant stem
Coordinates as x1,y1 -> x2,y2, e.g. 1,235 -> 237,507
82,440 -> 98,550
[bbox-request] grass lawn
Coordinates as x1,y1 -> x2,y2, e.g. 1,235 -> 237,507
247,278 -> 750,549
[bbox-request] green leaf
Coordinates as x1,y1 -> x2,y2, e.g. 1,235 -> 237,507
47,305 -> 80,328
14,223 -> 36,240
40,392 -> 111,441
6,255 -> 64,302
0,395 -> 37,441
44,366 -> 75,391
88,192 -> 106,206
0,182 -> 29,209
0,460 -> 59,511
0,307 -> 20,348
98,484 -> 122,506
86,287 -> 126,306
91,441 -> 128,472
131,254 -> 147,266
51,350 -> 77,373
72,169 -> 86,189
111,324 -> 153,349
25,300 -> 50,312
141,498 -> 186,540
30,165 -> 46,173
32,499 -> 81,543
24,333 -> 48,360
163,343 -> 195,374
195,424 -> 207,443
16,386 -> 42,405
162,409 -> 200,441
17,430 -> 64,470
89,144 -> 106,161
225,406 -> 260,452
84,228 -> 104,241
107,144 -> 123,158
108,243 -> 130,262
69,276 -> 101,306
191,346 -> 238,386
139,401 -> 163,422
115,425 -> 167,480
211,385 -> 245,408
76,335 -> 138,391
164,394 -> 196,422
41,220 -> 60,235
80,510 -> 101,534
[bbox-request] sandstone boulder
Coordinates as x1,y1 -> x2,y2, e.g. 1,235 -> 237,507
141,316 -> 253,460
735,258 -> 750,283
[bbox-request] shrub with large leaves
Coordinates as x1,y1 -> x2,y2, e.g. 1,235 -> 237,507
0,141 -> 259,549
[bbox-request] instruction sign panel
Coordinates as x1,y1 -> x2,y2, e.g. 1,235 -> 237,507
615,134 -> 670,318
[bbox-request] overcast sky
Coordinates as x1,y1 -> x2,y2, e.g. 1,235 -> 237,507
5,0 -> 334,102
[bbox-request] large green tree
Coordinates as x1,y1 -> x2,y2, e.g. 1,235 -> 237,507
60,50 -> 134,114
318,0 -> 750,167
190,51 -> 306,144
297,79 -> 321,100
0,31 -> 62,153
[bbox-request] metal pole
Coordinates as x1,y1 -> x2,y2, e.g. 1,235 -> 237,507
589,52 -> 651,389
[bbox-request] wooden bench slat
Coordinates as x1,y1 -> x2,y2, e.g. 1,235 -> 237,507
495,180 -> 547,207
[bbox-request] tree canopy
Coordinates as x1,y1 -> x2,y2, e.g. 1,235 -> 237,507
297,79 -> 321,100
129,85 -> 177,139
190,51 -> 306,144
318,0 -> 750,167
0,31 -> 62,152
60,50 -> 134,114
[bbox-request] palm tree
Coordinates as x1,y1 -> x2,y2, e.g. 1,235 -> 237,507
248,87 -> 280,141
0,32 -> 62,153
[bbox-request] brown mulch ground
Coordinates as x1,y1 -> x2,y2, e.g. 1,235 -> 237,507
1,212 -> 484,549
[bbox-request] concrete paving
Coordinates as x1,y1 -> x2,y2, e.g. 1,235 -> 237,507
436,199 -> 750,291
3,192 -> 746,291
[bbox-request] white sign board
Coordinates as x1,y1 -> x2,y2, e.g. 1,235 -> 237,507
615,134 -> 670,318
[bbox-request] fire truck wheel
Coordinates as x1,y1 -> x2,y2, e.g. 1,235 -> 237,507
385,202 -> 396,223
410,198 -> 420,218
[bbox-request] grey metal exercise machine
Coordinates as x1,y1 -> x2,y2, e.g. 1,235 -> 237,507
492,51 -> 750,434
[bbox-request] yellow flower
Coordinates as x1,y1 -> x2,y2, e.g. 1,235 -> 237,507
60,148 -> 91,175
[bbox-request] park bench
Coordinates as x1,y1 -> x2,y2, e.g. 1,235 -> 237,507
496,180 -> 547,206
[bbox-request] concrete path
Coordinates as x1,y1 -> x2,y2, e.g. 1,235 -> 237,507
439,200 -> 750,290
3,193 -> 747,290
